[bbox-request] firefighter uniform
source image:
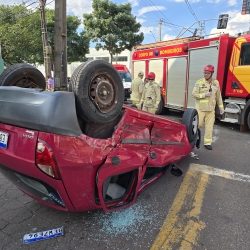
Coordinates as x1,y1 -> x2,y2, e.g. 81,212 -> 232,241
130,77 -> 144,108
141,81 -> 161,114
192,78 -> 224,146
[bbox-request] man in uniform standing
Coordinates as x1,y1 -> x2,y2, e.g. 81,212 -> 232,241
192,65 -> 224,150
140,72 -> 161,114
130,71 -> 144,108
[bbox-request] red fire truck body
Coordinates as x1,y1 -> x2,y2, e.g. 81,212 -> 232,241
132,34 -> 250,130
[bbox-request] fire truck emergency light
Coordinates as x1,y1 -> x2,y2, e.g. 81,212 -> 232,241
241,0 -> 250,15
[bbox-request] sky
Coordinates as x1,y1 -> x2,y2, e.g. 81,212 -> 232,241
1,0 -> 250,46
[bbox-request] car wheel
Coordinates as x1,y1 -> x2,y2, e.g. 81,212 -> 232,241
71,60 -> 124,124
0,63 -> 46,89
155,95 -> 165,115
182,108 -> 199,142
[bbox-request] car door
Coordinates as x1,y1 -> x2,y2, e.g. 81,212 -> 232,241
147,119 -> 192,167
96,112 -> 152,212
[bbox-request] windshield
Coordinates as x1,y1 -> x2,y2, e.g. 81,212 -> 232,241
118,72 -> 132,82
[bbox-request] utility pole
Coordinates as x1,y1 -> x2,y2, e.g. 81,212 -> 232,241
158,19 -> 163,42
54,0 -> 67,91
39,0 -> 51,79
198,20 -> 205,37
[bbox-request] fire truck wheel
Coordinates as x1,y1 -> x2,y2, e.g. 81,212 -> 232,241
71,60 -> 124,124
182,108 -> 199,143
155,95 -> 165,115
0,63 -> 46,89
247,112 -> 250,129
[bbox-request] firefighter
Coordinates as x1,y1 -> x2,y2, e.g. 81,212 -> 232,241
130,71 -> 145,108
192,65 -> 224,150
140,72 -> 161,114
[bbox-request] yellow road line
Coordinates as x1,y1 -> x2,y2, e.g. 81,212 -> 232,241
151,163 -> 250,249
151,165 -> 209,250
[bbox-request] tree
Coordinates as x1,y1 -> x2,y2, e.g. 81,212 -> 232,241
83,0 -> 144,64
0,5 -> 42,65
46,12 -> 90,63
0,4 -> 90,66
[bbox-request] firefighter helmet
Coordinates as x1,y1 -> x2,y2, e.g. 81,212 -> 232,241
148,72 -> 156,79
204,65 -> 214,73
138,71 -> 144,76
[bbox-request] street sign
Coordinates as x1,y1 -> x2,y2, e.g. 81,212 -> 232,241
242,0 -> 250,14
217,14 -> 229,29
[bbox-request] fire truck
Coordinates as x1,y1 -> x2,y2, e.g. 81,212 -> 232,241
132,34 -> 250,131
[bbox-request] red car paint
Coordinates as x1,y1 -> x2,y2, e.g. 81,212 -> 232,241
0,106 -> 193,213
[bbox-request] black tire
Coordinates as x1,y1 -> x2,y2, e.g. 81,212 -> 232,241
70,62 -> 87,93
182,108 -> 199,142
247,112 -> 250,129
155,95 -> 165,115
71,60 -> 124,124
0,63 -> 46,89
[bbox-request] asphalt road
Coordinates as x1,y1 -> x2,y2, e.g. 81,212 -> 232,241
0,110 -> 249,250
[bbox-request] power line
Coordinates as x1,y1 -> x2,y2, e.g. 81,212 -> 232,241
23,0 -> 37,4
140,0 -> 164,21
0,3 -> 40,22
45,0 -> 55,6
184,0 -> 198,21
0,1 -> 54,23
25,1 -> 40,8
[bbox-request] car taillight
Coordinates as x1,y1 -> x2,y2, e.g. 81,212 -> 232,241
35,139 -> 61,179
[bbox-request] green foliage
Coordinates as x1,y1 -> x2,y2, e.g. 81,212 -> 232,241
0,5 -> 42,65
46,12 -> 90,63
83,0 -> 144,63
0,4 -> 90,66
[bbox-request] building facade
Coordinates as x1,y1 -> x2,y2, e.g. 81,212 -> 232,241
37,48 -> 133,77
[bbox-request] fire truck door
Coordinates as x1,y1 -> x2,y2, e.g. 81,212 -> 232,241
231,40 -> 250,95
187,46 -> 219,108
167,57 -> 187,109
148,59 -> 163,87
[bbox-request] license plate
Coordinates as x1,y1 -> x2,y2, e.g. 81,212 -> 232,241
0,131 -> 9,149
23,226 -> 64,244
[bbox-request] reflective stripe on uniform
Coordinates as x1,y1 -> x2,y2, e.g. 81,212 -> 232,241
130,97 -> 140,101
204,138 -> 212,143
199,94 -> 203,98
200,100 -> 209,103
219,104 -> 223,108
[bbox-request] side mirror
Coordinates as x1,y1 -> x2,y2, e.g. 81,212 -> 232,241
170,163 -> 183,177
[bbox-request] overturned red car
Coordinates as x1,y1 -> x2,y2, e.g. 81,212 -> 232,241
0,60 -> 199,212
